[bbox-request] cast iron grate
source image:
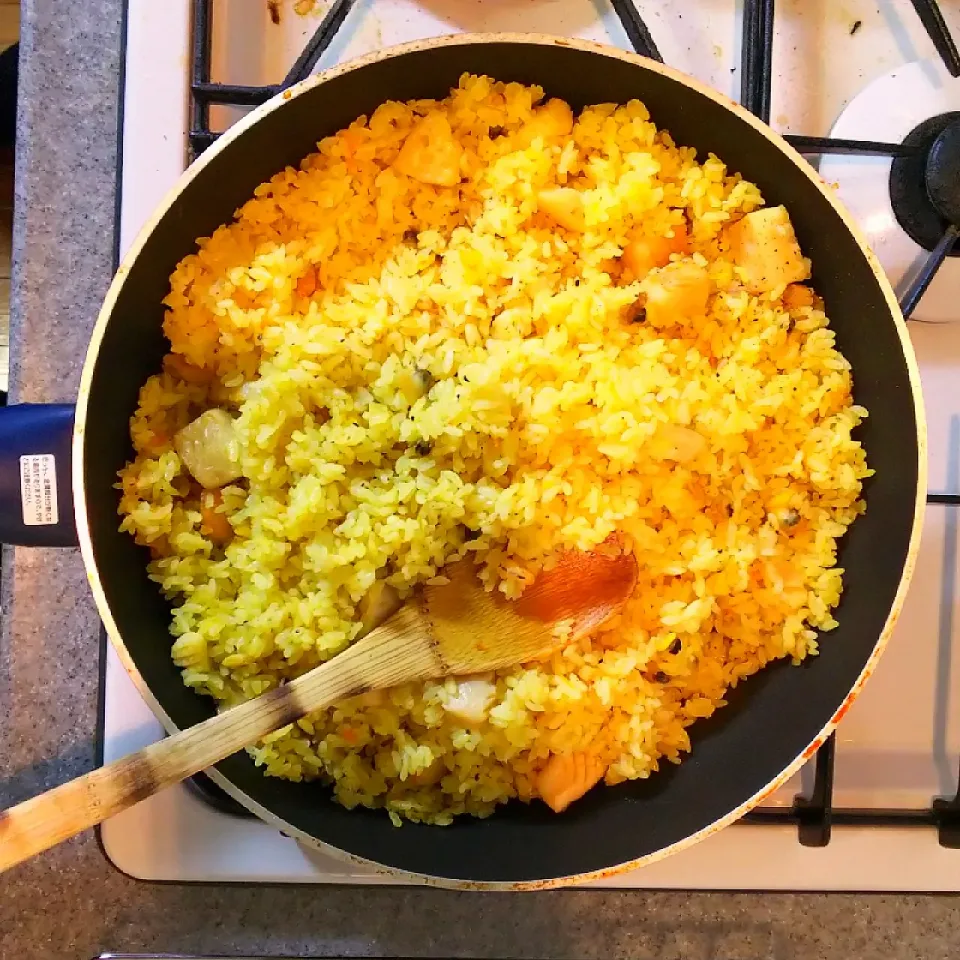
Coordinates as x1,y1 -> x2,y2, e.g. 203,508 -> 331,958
184,0 -> 960,847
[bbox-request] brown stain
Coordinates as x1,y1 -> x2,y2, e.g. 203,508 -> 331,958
265,682 -> 309,729
121,759 -> 161,806
267,0 -> 281,25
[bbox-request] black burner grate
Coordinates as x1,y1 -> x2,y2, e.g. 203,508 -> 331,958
183,0 -> 960,846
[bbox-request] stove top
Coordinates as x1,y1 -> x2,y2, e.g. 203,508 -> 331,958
100,0 -> 960,889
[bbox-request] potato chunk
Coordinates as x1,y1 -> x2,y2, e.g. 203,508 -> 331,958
537,187 -> 585,231
641,260 -> 711,327
726,206 -> 810,294
649,424 -> 707,463
174,408 -> 242,489
395,113 -> 463,187
515,99 -> 574,147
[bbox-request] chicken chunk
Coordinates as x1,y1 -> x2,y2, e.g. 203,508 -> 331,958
174,408 -> 242,489
537,187 -> 585,231
649,424 -> 707,463
641,260 -> 711,327
538,751 -> 606,813
444,678 -> 496,725
726,205 -> 811,294
395,113 -> 463,187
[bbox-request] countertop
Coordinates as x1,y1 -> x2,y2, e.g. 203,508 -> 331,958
2,3 -> 960,959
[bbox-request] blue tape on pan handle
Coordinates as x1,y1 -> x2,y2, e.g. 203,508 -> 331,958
0,404 -> 78,547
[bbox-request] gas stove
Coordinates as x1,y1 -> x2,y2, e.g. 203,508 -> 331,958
101,0 -> 960,889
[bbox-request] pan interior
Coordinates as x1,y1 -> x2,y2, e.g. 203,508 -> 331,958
82,39 -> 920,884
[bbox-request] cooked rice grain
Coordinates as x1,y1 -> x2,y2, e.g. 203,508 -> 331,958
117,75 -> 870,824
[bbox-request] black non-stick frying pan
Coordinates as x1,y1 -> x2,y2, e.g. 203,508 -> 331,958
0,35 -> 925,888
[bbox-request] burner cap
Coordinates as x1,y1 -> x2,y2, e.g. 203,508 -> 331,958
890,113 -> 960,256
926,119 -> 960,225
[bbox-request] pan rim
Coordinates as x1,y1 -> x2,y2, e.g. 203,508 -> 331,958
72,31 -> 928,890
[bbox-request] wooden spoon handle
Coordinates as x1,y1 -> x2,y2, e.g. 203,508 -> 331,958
0,606 -> 436,873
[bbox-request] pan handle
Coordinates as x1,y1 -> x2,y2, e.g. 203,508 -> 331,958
0,403 -> 78,547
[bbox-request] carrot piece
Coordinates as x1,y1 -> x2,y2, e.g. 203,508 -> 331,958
163,353 -> 212,384
147,535 -> 171,559
537,751 -> 606,813
145,429 -> 169,453
341,128 -> 364,158
200,488 -> 233,545
621,222 -> 690,281
782,283 -> 815,311
296,268 -> 318,298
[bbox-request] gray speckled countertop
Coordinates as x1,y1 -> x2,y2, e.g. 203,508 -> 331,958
2,3 -> 960,959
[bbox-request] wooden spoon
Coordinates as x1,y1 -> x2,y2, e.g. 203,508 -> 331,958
0,547 -> 637,872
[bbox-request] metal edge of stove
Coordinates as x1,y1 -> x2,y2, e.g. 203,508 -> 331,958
92,0 -> 130,880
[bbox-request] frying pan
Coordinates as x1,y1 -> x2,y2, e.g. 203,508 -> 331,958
0,35 -> 926,888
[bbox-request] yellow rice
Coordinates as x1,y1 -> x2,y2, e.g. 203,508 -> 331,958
117,74 -> 870,825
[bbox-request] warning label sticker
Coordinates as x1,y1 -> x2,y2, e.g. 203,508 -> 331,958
20,454 -> 58,526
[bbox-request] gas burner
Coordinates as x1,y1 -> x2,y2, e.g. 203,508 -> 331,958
821,62 -> 960,324
890,114 -> 960,255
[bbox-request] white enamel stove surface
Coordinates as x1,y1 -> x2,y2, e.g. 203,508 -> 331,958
101,0 -> 960,888
821,62 -> 960,324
